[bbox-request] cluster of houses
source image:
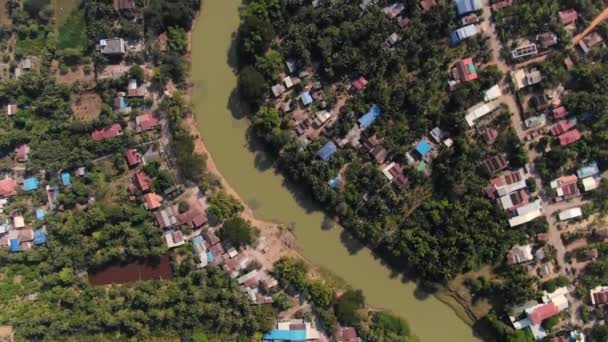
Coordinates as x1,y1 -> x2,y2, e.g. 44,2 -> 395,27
451,0 -> 483,44
509,287 -> 571,340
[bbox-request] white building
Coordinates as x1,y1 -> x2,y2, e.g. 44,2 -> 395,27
558,207 -> 582,221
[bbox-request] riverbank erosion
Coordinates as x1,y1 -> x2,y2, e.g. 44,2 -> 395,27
189,1 -> 479,341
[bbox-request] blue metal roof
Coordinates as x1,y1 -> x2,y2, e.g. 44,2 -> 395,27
328,175 -> 341,189
263,329 -> 306,341
33,230 -> 47,245
207,251 -> 214,262
23,177 -> 39,191
36,208 -> 45,221
193,235 -> 203,244
415,140 -> 431,157
318,141 -> 337,161
451,25 -> 477,43
358,104 -> 382,129
301,91 -> 313,106
10,239 -> 20,252
577,161 -> 599,179
455,0 -> 482,15
61,172 -> 71,186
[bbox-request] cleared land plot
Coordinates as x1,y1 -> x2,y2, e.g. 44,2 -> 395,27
53,0 -> 81,27
56,7 -> 87,53
70,92 -> 102,121
0,0 -> 11,26
52,60 -> 95,87
15,36 -> 45,56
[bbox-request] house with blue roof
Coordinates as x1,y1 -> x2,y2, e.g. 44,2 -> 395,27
328,175 -> 341,189
207,251 -> 214,262
61,172 -> 71,186
577,161 -> 599,179
455,0 -> 482,16
33,230 -> 47,245
415,140 -> 432,158
263,329 -> 307,341
318,141 -> 337,161
10,239 -> 20,252
451,24 -> 479,44
23,177 -> 39,191
358,104 -> 382,129
36,208 -> 45,221
300,91 -> 313,106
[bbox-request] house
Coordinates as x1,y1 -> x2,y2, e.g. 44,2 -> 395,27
558,129 -> 581,146
579,32 -> 604,54
318,141 -> 337,161
550,119 -> 576,136
192,235 -> 209,267
451,24 -> 479,44
23,177 -> 39,192
539,263 -> 552,277
483,127 -> 498,144
7,104 -> 17,116
155,205 -> 179,228
143,193 -> 163,211
382,163 -> 409,191
383,3 -> 404,19
313,110 -> 332,127
113,0 -> 135,11
559,9 -> 578,25
134,171 -> 152,192
415,140 -> 432,159
14,144 -> 29,162
128,86 -> 146,98
0,178 -> 17,198
500,190 -> 529,210
352,77 -> 368,92
511,43 -> 538,59
300,91 -> 313,106
33,229 -> 47,245
577,161 -> 599,179
525,114 -> 547,129
61,172 -> 71,187
92,124 -> 122,141
536,32 -> 558,49
177,206 -> 208,229
99,38 -> 126,55
419,0 -> 435,12
35,208 -> 45,221
125,149 -> 142,168
481,154 -> 508,174
461,13 -> 478,25
483,84 -> 501,102
453,57 -> 478,82
455,0 -> 482,16
429,127 -> 447,145
465,102 -> 498,127
384,33 -> 400,49
358,104 -> 382,129
136,113 -> 160,131
364,136 -> 388,164
510,288 -> 569,340
551,175 -> 579,198
511,68 -> 543,90
591,286 -> 608,305
398,17 -> 410,28
487,169 -> 527,199
583,177 -> 599,192
263,320 -> 321,341
285,59 -> 300,74
271,83 -> 285,98
553,106 -> 568,119
507,244 -> 533,264
508,200 -> 543,227
336,326 -> 361,342
164,230 -> 185,249
559,207 -> 582,221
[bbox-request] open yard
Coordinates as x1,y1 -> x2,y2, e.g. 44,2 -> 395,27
53,0 -> 81,27
56,7 -> 86,53
52,60 -> 95,87
70,92 -> 102,121
0,0 -> 11,27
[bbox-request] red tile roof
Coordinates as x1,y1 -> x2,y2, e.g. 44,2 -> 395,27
593,289 -> 608,305
136,113 -> 160,131
550,120 -> 576,136
419,0 -> 435,12
128,87 -> 145,97
177,207 -> 208,228
0,178 -> 17,198
558,129 -> 582,146
113,0 -> 135,11
144,193 -> 163,210
456,57 -> 478,82
15,144 -> 29,162
125,149 -> 141,167
134,171 -> 152,192
92,124 -> 122,141
559,9 -> 578,25
352,77 -> 368,91
482,154 -> 508,174
483,127 -> 498,144
529,303 -> 560,325
553,106 -> 568,119
336,327 -> 359,342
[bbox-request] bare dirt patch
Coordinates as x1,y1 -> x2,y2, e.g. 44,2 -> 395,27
51,60 -> 95,88
71,92 -> 102,121
0,0 -> 11,27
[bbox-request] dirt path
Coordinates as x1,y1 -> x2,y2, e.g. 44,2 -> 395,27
572,7 -> 608,45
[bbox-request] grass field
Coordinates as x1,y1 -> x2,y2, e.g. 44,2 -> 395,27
57,8 -> 87,52
52,0 -> 81,27
15,36 -> 46,56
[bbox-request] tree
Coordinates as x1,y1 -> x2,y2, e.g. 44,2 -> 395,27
168,26 -> 188,54
207,191 -> 243,221
254,105 -> 280,133
220,217 -> 259,248
238,14 -> 274,61
335,289 -> 365,326
238,66 -> 266,106
129,65 -> 145,83
366,311 -> 411,342
255,49 -> 283,82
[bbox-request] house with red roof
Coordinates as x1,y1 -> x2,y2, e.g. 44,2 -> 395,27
113,0 -> 135,11
559,9 -> 577,25
558,129 -> 581,146
336,326 -> 361,342
419,0 -> 435,12
92,124 -> 122,141
15,144 -> 29,162
143,193 -> 163,210
352,77 -> 368,92
136,113 -> 160,131
529,303 -> 560,325
481,154 -> 508,174
591,286 -> 608,305
133,171 -> 152,192
125,149 -> 142,168
453,57 -> 478,82
0,178 -> 17,198
551,175 -> 580,198
550,119 -> 576,136
552,106 -> 568,119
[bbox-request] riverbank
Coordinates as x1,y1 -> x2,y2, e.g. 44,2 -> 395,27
187,1 -> 479,340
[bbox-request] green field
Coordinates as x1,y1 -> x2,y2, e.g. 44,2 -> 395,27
15,36 -> 46,56
57,8 -> 87,52
53,0 -> 81,27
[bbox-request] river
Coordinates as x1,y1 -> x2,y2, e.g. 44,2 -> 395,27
190,1 -> 479,341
